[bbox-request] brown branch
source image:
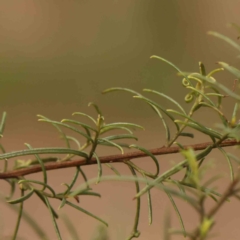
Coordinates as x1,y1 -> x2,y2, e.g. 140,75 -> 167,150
0,140 -> 239,179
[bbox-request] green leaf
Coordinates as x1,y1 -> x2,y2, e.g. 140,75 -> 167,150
102,87 -> 142,96
200,217 -> 213,239
4,179 -> 16,200
45,197 -> 62,240
227,153 -> 240,164
180,72 -> 240,101
104,134 -> 138,141
63,167 -> 79,195
208,31 -> 240,52
38,119 -> 93,143
218,62 -> 240,79
93,152 -> 102,184
231,103 -> 238,126
126,164 -> 141,240
129,144 -> 160,177
207,68 -> 224,77
100,126 -> 133,135
150,55 -> 191,85
64,136 -> 81,149
88,102 -> 102,116
61,119 -> 97,132
198,102 -> 228,126
167,109 -> 206,129
12,189 -> 24,240
175,120 -> 222,139
102,122 -> 144,131
97,141 -> 130,148
218,147 -> 234,181
134,146 -> 212,200
134,95 -> 180,131
143,89 -> 187,114
0,147 -> 89,160
0,190 -> 49,239
65,200 -> 108,226
0,112 -> 7,135
104,163 -> 121,176
228,22 -> 240,32
163,184 -> 186,237
205,86 -> 223,108
25,143 -> 47,190
142,173 -> 152,225
62,214 -> 80,240
98,138 -> 124,154
78,166 -> 90,189
7,189 -> 34,204
58,198 -> 67,210
79,191 -> 101,198
186,86 -> 215,107
19,180 -> 56,197
37,115 -> 71,149
179,132 -> 194,138
148,102 -> 171,142
180,148 -> 199,187
72,112 -> 97,125
34,191 -> 58,219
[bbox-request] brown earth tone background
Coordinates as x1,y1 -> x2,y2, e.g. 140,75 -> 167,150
0,0 -> 240,239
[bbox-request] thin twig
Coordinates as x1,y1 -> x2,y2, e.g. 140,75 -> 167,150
0,139 -> 238,179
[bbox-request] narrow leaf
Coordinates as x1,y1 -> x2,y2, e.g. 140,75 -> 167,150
105,163 -> 121,176
0,147 -> 88,160
129,144 -> 160,177
88,102 -> 102,116
72,111 -> 97,125
150,55 -> 191,84
163,184 -> 186,237
100,126 -> 133,135
0,112 -> 7,135
218,147 -> 234,181
143,89 -> 186,114
134,95 -> 180,131
102,87 -> 142,96
38,118 -> 93,143
93,152 -> 102,184
65,200 -> 108,226
98,139 -> 124,154
61,119 -> 97,132
25,143 -> 47,190
64,167 -> 79,195
102,122 -> 144,131
179,132 -> 194,138
12,189 -> 24,240
19,180 -> 56,197
104,134 -> 138,141
218,62 -> 240,79
8,189 -> 34,204
45,197 -> 62,240
208,31 -> 240,52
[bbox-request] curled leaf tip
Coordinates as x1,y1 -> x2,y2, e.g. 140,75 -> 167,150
88,102 -> 93,107
102,88 -> 111,94
150,55 -> 158,59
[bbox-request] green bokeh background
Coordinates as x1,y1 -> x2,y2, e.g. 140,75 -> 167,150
0,1 -> 240,239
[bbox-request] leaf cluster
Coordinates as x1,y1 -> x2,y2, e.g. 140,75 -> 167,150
1,24 -> 240,240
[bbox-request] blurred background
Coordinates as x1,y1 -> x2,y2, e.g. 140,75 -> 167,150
0,0 -> 240,239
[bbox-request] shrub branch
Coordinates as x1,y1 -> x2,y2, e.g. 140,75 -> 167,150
0,139 -> 238,179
